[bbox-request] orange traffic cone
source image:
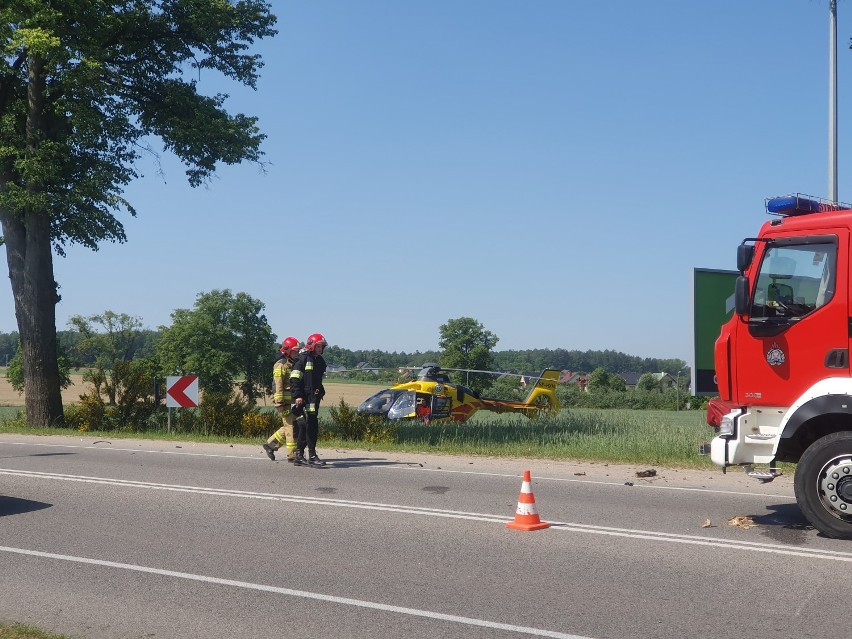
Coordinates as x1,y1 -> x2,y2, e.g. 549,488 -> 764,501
505,469 -> 550,531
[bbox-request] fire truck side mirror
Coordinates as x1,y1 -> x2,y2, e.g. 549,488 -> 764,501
737,244 -> 754,273
735,275 -> 750,315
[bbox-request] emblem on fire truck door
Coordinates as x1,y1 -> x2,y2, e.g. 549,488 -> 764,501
766,343 -> 786,366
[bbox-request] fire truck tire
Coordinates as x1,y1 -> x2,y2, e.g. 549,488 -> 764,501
794,431 -> 852,540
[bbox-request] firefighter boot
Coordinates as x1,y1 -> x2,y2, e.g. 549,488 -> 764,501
262,443 -> 276,461
308,452 -> 326,468
293,452 -> 308,466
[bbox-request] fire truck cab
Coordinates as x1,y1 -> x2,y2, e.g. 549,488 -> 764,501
708,194 -> 852,539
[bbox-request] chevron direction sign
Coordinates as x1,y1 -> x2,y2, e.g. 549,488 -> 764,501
166,375 -> 199,408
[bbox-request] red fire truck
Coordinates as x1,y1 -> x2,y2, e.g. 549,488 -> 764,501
707,193 -> 852,538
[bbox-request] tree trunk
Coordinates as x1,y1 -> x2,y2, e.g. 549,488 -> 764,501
1,203 -> 65,426
0,52 -> 64,426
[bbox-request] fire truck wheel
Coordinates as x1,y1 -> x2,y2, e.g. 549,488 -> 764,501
795,431 -> 852,540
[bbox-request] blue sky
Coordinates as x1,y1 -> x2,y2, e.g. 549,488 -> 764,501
1,1 -> 849,362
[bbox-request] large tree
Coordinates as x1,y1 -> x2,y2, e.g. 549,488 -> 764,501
0,1 -> 276,425
155,289 -> 276,402
438,317 -> 498,394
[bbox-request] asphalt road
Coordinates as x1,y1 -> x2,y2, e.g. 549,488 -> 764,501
1,434 -> 849,639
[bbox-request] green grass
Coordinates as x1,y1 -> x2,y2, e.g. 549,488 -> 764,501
0,407 -> 716,467
0,407 -> 22,420
0,622 -> 69,639
328,408 -> 718,468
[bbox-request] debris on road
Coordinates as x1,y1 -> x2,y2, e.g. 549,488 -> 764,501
728,515 -> 758,530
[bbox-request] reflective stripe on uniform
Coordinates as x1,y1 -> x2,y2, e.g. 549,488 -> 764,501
307,403 -> 316,413
273,361 -> 293,405
291,370 -> 303,379
305,362 -> 313,371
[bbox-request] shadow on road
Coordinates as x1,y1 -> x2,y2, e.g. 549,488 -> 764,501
753,502 -> 813,544
0,495 -> 52,517
323,456 -> 424,469
0,451 -> 77,460
28,452 -> 77,458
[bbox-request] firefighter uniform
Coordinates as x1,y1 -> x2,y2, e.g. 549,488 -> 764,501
290,348 -> 327,466
263,352 -> 297,461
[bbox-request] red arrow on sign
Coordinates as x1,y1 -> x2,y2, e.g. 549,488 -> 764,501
167,375 -> 198,408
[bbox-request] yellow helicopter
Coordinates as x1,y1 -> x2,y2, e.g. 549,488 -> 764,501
355,365 -> 561,423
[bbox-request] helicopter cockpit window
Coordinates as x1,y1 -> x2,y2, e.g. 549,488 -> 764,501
750,240 -> 837,322
387,391 -> 416,420
356,389 -> 401,415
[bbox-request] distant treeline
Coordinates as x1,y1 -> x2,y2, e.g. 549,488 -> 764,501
0,330 -> 685,376
0,330 -> 158,367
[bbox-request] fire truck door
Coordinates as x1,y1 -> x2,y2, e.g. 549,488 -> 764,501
735,230 -> 848,406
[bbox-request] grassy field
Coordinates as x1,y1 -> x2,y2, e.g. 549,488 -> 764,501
0,366 -> 720,467
0,405 -> 718,468
0,407 -> 20,420
352,408 -> 717,468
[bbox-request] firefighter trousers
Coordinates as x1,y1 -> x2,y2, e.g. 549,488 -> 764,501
267,408 -> 297,459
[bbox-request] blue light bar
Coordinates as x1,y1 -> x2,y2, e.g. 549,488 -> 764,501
765,193 -> 848,216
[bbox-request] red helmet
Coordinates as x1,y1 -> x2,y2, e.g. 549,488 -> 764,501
305,333 -> 327,352
280,336 -> 299,356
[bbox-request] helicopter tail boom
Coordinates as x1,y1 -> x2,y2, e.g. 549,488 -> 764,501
520,369 -> 561,413
462,369 -> 561,420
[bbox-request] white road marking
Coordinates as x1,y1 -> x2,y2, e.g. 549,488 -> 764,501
2,468 -> 849,562
0,439 -> 794,499
0,544 -> 593,639
392,465 -> 796,500
1,440 -> 251,459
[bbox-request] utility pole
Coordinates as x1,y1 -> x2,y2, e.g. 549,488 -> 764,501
829,0 -> 838,201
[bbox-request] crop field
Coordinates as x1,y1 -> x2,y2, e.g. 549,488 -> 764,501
0,370 -> 386,409
395,408 -> 719,467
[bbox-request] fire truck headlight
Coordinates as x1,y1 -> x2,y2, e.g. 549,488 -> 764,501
719,409 -> 742,437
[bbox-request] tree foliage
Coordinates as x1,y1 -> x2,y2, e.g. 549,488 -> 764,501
637,372 -> 662,392
68,310 -> 145,404
155,289 -> 276,401
438,317 -> 498,394
69,311 -> 142,367
587,367 -> 626,393
0,1 -> 276,426
493,349 -> 686,376
0,330 -> 17,365
72,358 -> 159,430
5,340 -> 72,393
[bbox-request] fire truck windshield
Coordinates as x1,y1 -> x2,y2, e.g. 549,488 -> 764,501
749,239 -> 837,323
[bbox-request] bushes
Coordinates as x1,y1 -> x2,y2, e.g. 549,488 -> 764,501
241,409 -> 280,438
62,382 -> 281,437
163,392 -> 279,437
556,384 -> 700,411
325,398 -> 398,443
70,360 -> 159,431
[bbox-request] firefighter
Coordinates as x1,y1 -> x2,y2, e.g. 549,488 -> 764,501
290,332 -> 328,468
262,336 -> 300,462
